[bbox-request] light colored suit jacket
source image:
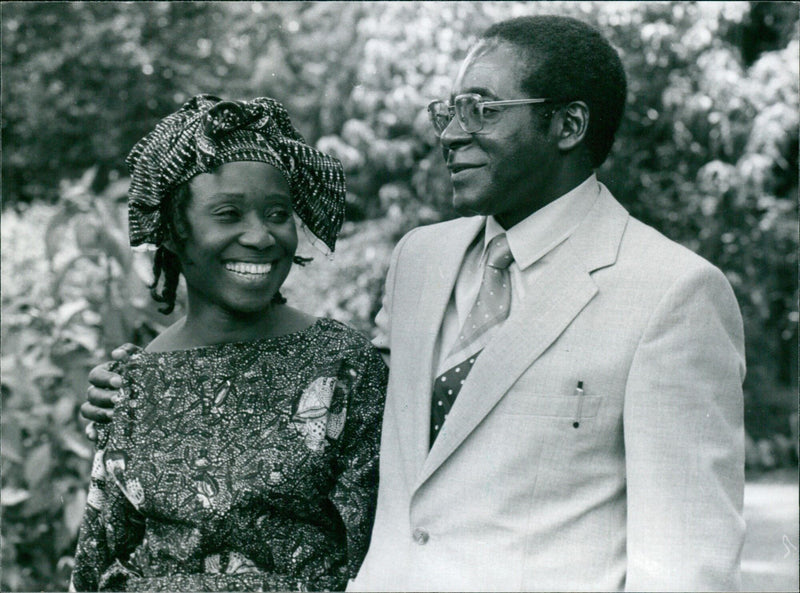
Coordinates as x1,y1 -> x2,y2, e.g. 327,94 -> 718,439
350,184 -> 746,592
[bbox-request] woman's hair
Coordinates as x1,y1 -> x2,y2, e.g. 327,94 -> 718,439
148,182 -> 310,314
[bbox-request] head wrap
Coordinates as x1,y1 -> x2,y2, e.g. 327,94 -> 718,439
125,94 -> 346,253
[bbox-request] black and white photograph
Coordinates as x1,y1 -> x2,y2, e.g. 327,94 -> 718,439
1,2 -> 798,591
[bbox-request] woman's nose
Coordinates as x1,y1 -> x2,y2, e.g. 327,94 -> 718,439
238,215 -> 275,249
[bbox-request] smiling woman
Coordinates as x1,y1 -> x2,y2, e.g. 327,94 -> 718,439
69,95 -> 388,592
150,161 -> 304,349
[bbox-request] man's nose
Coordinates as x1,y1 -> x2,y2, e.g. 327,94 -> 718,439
440,115 -> 471,152
239,214 -> 275,249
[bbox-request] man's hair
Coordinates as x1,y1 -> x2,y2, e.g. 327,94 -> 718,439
481,15 -> 627,167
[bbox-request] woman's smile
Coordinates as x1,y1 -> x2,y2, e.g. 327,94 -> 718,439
223,260 -> 275,286
224,261 -> 274,275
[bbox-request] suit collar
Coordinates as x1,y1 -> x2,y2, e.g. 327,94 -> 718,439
494,173 -> 600,271
568,181 -> 629,273
415,185 -> 629,489
401,216 -> 486,481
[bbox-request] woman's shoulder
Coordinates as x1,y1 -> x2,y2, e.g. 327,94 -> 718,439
117,313 -> 383,374
311,319 -> 385,367
310,320 -> 387,411
315,318 -> 376,348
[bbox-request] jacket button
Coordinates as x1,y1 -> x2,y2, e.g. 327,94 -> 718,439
412,528 -> 429,544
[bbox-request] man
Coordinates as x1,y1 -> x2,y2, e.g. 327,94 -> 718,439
85,15 -> 746,592
348,15 -> 745,592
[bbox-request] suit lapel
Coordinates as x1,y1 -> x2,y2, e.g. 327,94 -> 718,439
397,216 -> 486,486
416,185 -> 629,488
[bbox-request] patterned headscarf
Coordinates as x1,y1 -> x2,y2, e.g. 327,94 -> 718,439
126,94 -> 346,253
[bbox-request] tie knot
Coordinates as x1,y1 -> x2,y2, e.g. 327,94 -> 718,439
486,234 -> 514,270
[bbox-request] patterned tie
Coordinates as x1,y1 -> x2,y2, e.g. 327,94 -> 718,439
430,234 -> 514,446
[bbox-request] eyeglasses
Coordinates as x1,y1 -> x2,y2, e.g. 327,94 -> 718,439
427,93 -> 553,135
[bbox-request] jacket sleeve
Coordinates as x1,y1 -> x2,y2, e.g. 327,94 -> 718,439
623,263 -> 746,591
371,227 -> 420,363
328,345 -> 389,580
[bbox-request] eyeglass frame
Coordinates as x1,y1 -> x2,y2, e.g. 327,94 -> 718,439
427,93 -> 556,135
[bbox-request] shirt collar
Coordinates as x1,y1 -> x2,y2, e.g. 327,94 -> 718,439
483,173 -> 600,270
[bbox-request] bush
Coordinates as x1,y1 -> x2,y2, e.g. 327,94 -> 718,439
1,2 -> 797,590
0,172 -> 423,591
0,171 -> 182,590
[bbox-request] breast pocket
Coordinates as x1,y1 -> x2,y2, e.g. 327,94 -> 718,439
496,392 -> 603,419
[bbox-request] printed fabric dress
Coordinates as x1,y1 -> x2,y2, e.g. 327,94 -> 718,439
71,319 -> 388,592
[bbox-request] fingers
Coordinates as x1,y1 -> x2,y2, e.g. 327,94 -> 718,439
88,365 -> 122,390
81,344 -> 136,441
111,343 -> 140,361
84,421 -> 98,443
86,383 -> 120,408
80,399 -> 115,423
88,343 -> 138,389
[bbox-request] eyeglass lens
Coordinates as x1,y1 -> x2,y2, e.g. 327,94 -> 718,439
453,95 -> 482,133
428,102 -> 453,134
428,96 -> 484,134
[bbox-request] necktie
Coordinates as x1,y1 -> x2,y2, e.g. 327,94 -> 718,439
430,234 -> 514,446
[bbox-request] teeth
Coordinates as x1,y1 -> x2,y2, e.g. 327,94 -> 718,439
225,262 -> 272,275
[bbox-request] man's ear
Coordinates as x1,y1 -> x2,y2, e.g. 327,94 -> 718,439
555,101 -> 589,152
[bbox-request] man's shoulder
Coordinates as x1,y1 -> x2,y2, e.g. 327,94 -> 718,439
575,184 -> 723,284
621,215 -> 719,273
396,216 -> 479,249
405,216 -> 476,235
591,185 -> 712,273
609,215 -> 735,304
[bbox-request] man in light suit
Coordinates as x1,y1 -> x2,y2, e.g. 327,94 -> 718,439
84,15 -> 746,592
349,15 -> 746,592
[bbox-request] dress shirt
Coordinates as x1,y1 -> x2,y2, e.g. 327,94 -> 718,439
433,174 -> 600,375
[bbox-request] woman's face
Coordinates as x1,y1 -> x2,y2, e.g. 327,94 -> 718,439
175,161 -> 297,317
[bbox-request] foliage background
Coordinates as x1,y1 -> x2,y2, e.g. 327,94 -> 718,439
1,2 -> 798,590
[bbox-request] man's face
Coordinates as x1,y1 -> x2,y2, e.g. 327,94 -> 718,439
441,41 -> 559,229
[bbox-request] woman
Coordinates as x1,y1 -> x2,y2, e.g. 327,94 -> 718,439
70,95 -> 387,591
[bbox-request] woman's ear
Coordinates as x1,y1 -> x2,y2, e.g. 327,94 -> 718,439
161,237 -> 180,256
556,100 -> 589,152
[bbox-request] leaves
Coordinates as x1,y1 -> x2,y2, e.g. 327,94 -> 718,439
1,3 -> 797,591
1,488 -> 31,507
59,432 -> 93,461
62,489 -> 87,537
24,443 -> 53,488
0,116 -> 178,593
1,423 -> 24,463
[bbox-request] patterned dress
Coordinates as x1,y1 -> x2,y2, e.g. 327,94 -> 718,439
71,319 -> 387,592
